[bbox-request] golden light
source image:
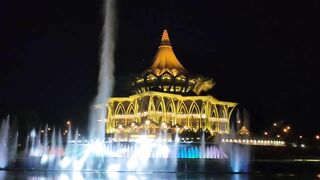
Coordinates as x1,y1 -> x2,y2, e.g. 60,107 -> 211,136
118,125 -> 123,129
273,123 -> 277,127
104,30 -> 237,137
264,132 -> 268,135
283,128 -> 288,133
286,126 -> 290,130
237,120 -> 241,124
277,134 -> 280,138
161,122 -> 166,127
48,128 -> 51,131
131,123 -> 135,127
67,121 -> 70,125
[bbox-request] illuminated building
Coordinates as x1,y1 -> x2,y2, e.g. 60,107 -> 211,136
106,30 -> 237,140
239,126 -> 250,136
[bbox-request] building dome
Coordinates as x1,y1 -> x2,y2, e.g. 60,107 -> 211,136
132,30 -> 215,95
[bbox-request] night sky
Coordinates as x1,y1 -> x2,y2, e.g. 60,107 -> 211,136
0,0 -> 319,136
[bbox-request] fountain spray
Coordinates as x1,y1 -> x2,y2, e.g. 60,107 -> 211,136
89,0 -> 117,141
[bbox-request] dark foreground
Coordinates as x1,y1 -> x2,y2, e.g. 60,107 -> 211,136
0,169 -> 319,180
1,159 -> 320,179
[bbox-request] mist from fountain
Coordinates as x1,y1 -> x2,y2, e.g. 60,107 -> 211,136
0,118 -> 9,168
88,0 -> 116,142
0,113 -> 251,173
0,117 -> 18,168
228,109 -> 250,173
24,135 -> 29,157
9,132 -> 18,162
6,121 -> 227,171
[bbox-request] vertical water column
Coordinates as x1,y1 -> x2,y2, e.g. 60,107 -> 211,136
9,132 -> 18,163
88,0 -> 117,141
24,135 -> 30,158
0,119 -> 9,168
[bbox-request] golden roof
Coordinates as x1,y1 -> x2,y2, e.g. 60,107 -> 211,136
239,126 -> 250,136
150,30 -> 185,76
133,29 -> 215,95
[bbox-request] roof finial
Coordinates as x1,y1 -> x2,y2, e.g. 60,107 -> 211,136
160,29 -> 171,46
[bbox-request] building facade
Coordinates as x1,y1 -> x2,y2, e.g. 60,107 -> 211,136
106,30 -> 237,140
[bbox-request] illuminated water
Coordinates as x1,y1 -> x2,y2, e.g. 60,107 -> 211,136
0,117 -> 17,168
9,128 -> 229,172
0,112 -> 248,173
1,170 -> 319,180
88,0 -> 116,142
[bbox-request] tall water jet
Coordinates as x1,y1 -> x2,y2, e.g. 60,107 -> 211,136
9,132 -> 18,162
200,131 -> 205,158
0,118 -> 9,168
88,0 -> 117,141
0,117 -> 18,168
57,129 -> 63,159
24,135 -> 30,157
29,129 -> 36,156
49,127 -> 56,168
43,125 -> 49,157
229,109 -> 250,173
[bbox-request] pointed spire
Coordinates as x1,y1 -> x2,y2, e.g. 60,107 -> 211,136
150,29 -> 185,75
161,29 -> 170,41
160,29 -> 171,47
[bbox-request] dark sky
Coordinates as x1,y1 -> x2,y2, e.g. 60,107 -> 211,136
0,0 -> 319,135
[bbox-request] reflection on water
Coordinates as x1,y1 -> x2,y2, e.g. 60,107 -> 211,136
0,171 -> 245,180
1,170 -> 319,180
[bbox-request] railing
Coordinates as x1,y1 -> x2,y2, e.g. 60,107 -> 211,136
221,138 -> 286,147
